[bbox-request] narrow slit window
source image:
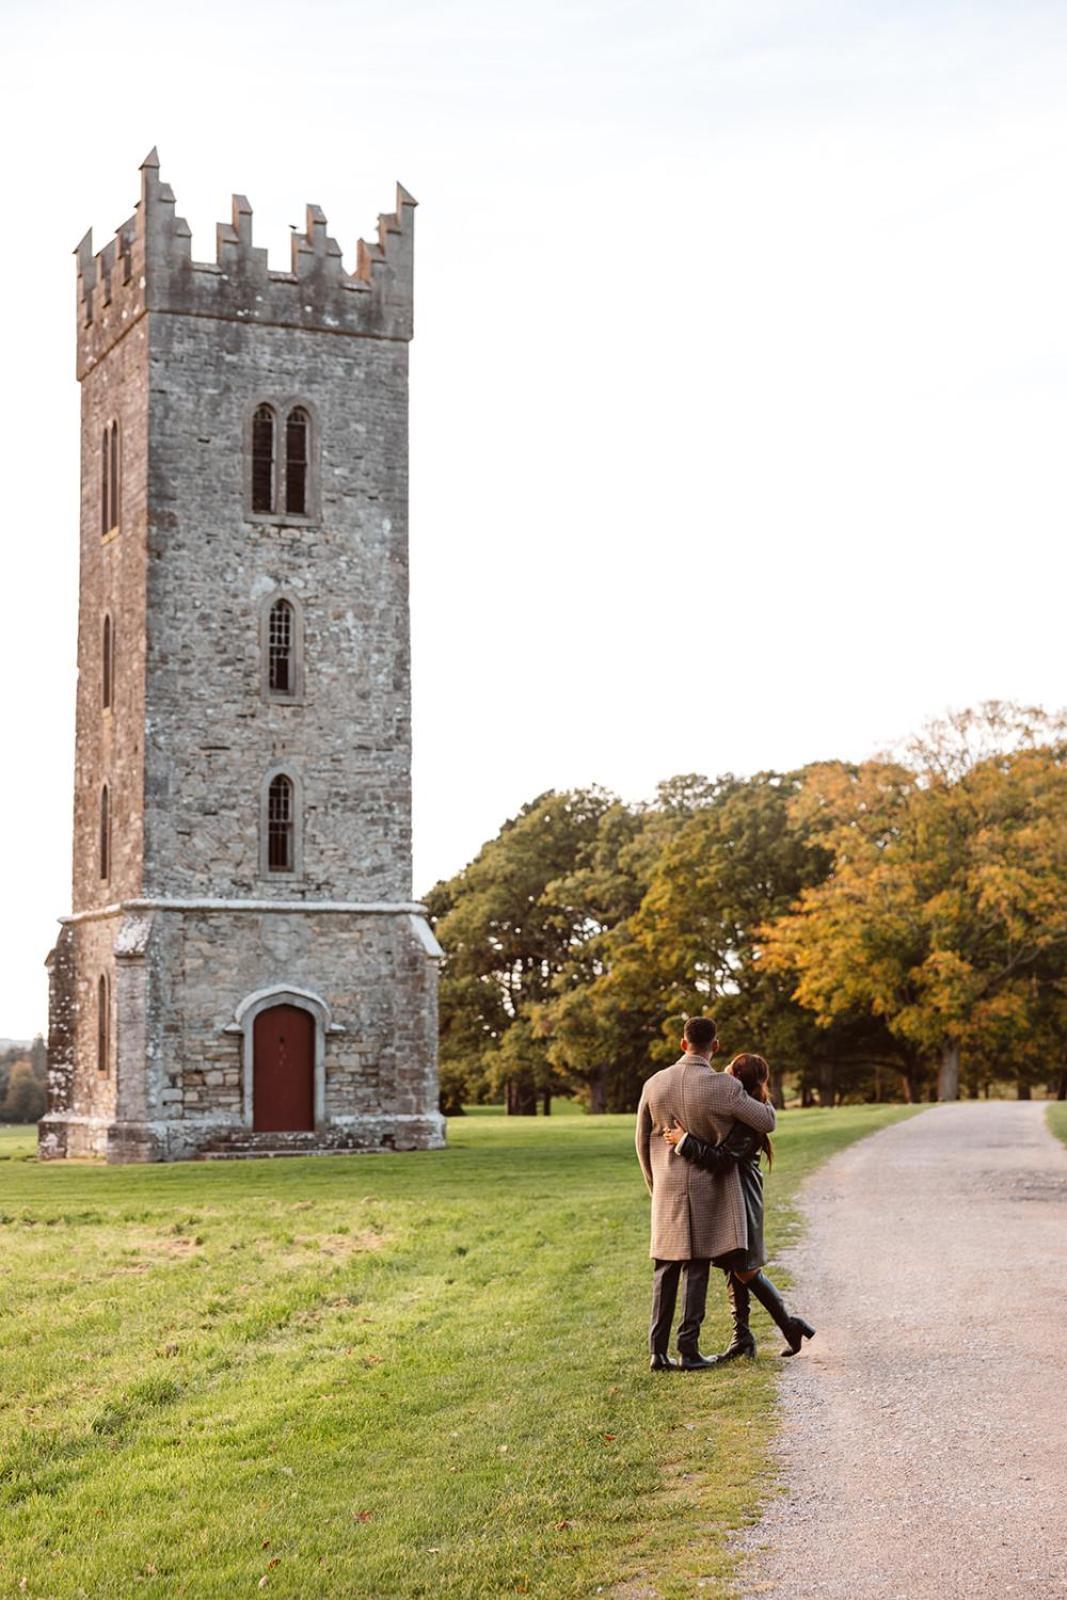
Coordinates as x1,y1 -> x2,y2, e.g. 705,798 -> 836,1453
101,428 -> 110,534
252,405 -> 275,513
97,974 -> 109,1075
110,421 -> 120,529
267,775 -> 294,872
101,421 -> 119,532
268,600 -> 294,695
285,407 -> 309,515
99,784 -> 111,881
102,614 -> 114,709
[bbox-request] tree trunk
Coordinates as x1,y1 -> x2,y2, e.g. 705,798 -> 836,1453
588,1071 -> 607,1115
801,1083 -> 815,1108
1017,1080 -> 1032,1101
898,1073 -> 914,1104
1056,1069 -> 1067,1101
541,1090 -> 551,1116
817,1061 -> 834,1109
511,1079 -> 538,1116
505,1079 -> 538,1116
937,1041 -> 960,1102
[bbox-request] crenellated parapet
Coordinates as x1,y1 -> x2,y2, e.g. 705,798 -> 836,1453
75,148 -> 416,377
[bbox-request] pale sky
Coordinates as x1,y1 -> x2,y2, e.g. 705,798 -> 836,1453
1,0 -> 1065,1039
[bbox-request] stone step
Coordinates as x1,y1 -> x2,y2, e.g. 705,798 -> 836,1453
198,1146 -> 360,1160
195,1131 -> 378,1159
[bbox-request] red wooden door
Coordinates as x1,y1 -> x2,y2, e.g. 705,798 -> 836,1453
252,1004 -> 315,1132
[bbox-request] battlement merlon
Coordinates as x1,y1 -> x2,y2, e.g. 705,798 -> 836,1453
75,149 -> 416,379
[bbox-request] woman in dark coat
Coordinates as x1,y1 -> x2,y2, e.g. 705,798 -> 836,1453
663,1053 -> 815,1362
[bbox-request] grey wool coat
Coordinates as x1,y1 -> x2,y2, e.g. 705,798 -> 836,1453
635,1054 -> 777,1261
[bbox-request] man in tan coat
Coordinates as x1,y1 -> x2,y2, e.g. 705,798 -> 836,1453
635,1016 -> 777,1370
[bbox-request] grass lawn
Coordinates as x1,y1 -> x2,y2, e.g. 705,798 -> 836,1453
0,1105 -> 917,1599
1047,1102 -> 1067,1149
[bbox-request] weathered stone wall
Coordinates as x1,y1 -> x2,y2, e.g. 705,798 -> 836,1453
52,304 -> 149,1159
73,329 -> 148,913
39,927 -> 76,1158
143,316 -> 412,901
42,916 -> 122,1158
145,908 -> 440,1137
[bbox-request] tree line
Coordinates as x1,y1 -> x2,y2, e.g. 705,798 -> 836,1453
0,1037 -> 47,1123
426,704 -> 1066,1113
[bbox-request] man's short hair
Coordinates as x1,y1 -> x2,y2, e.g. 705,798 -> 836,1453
683,1016 -> 717,1050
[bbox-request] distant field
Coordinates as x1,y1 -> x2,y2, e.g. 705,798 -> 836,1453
0,1124 -> 37,1159
1048,1102 -> 1067,1149
461,1099 -> 586,1117
0,1106 -> 917,1599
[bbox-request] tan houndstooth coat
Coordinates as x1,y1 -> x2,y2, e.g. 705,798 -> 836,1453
635,1054 -> 777,1261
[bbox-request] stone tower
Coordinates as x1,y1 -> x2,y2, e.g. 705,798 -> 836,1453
41,150 -> 444,1163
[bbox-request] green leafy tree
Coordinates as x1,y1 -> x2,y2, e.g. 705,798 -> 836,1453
427,789 -> 619,1113
1,1060 -> 46,1124
538,780 -> 730,1110
29,1035 -> 47,1084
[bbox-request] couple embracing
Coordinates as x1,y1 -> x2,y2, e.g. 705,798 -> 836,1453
635,1016 -> 815,1371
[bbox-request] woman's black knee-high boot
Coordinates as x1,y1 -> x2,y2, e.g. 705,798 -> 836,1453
715,1272 -> 757,1363
748,1272 -> 815,1356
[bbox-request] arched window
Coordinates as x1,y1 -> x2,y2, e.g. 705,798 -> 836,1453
285,407 -> 309,515
97,974 -> 110,1075
101,421 -> 120,534
102,614 -> 114,710
268,600 -> 294,695
252,405 -> 276,513
267,775 -> 294,872
99,784 -> 111,881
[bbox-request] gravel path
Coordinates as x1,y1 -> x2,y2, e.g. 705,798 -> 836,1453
740,1102 -> 1067,1599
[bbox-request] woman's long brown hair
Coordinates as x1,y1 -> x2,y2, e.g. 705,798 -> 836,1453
727,1053 -> 774,1165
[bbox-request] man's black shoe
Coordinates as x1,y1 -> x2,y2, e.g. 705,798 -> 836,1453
677,1349 -> 718,1370
649,1352 -> 678,1371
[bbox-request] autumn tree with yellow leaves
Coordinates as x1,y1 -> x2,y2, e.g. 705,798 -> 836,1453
762,705 -> 1067,1100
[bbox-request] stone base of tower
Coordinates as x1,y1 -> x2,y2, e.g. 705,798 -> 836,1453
41,904 -> 444,1165
40,1112 -> 446,1163
38,1115 -> 172,1163
37,1113 -> 132,1162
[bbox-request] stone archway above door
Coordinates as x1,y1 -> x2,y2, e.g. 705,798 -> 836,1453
224,985 -> 343,1130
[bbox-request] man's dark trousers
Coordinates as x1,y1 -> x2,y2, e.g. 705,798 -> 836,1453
649,1257 -> 711,1357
